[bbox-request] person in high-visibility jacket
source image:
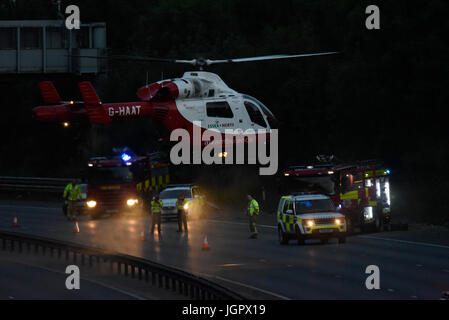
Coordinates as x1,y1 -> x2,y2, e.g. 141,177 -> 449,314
247,194 -> 260,239
176,195 -> 188,233
150,194 -> 163,235
63,179 -> 81,221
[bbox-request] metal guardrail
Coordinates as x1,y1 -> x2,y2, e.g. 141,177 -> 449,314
0,176 -> 72,193
0,231 -> 244,300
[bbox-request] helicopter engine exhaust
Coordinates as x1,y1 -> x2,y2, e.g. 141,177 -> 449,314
137,79 -> 196,101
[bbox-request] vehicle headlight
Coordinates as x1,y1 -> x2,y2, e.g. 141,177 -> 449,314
335,218 -> 342,225
87,200 -> 97,208
127,199 -> 138,207
305,220 -> 315,227
363,206 -> 373,220
183,203 -> 189,210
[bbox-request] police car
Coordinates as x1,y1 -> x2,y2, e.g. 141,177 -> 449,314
277,193 -> 346,245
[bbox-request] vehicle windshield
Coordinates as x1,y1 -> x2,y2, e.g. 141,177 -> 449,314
160,189 -> 192,199
243,94 -> 274,116
87,167 -> 133,184
295,199 -> 336,214
286,175 -> 336,195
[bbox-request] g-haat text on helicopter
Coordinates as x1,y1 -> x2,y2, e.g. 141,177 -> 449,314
32,52 -> 337,147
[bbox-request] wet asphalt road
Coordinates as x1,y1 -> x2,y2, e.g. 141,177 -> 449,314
0,255 -> 136,300
0,201 -> 448,299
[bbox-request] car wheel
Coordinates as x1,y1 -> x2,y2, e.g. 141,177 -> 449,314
278,226 -> 288,245
338,237 -> 346,244
295,226 -> 305,245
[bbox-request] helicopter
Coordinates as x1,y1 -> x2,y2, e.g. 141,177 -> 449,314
32,52 -> 337,147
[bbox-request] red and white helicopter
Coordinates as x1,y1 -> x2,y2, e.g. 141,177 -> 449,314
33,52 -> 336,147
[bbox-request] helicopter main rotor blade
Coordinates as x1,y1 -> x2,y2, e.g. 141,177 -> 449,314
69,54 -> 194,64
70,51 -> 338,67
206,52 -> 338,65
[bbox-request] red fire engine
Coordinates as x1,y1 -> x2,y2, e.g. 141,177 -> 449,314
85,150 -> 169,219
281,156 -> 391,232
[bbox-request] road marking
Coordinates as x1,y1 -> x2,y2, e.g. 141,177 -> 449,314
202,273 -> 291,300
218,264 -> 243,267
359,235 -> 449,250
208,219 -> 276,229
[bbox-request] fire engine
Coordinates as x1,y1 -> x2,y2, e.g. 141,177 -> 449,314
280,156 -> 391,232
85,150 -> 169,219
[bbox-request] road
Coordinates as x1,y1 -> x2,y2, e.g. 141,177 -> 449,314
0,200 -> 448,300
0,255 -> 136,300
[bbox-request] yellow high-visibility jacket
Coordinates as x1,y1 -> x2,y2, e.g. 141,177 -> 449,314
64,183 -> 81,201
176,198 -> 186,210
151,200 -> 163,213
248,199 -> 260,216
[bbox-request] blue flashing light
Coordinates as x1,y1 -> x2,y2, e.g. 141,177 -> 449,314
121,153 -> 132,162
385,169 -> 390,174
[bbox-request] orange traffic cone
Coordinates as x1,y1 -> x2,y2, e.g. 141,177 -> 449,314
12,216 -> 18,227
73,221 -> 80,233
140,230 -> 145,241
201,234 -> 210,251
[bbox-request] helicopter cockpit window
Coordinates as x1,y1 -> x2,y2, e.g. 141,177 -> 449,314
244,101 -> 267,128
206,101 -> 234,118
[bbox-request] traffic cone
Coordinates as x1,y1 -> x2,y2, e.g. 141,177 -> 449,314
201,234 -> 210,251
140,230 -> 145,241
12,216 -> 18,227
73,221 -> 80,233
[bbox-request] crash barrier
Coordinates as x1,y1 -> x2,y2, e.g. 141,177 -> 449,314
0,231 -> 244,300
0,176 -> 72,193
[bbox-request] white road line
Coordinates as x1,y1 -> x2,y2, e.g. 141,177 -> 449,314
359,235 -> 449,250
201,273 -> 291,300
208,219 -> 277,229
